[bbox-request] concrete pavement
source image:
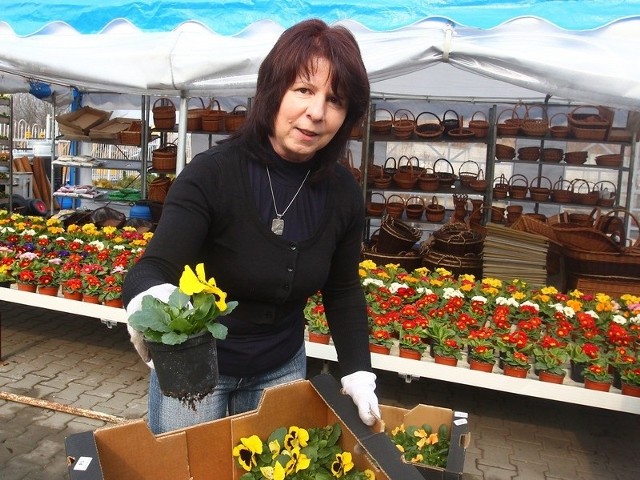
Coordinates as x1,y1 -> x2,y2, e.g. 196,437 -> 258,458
1,301 -> 639,480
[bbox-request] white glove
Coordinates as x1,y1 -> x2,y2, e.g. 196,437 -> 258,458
125,283 -> 177,368
341,371 -> 380,426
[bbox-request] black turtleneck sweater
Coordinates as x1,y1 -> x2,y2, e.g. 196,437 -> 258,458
123,139 -> 371,377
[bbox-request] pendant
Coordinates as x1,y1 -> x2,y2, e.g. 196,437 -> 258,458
271,217 -> 284,235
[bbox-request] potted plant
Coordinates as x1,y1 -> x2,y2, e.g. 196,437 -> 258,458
466,334 -> 496,372
61,277 -> 83,301
388,422 -> 451,468
128,263 -> 237,407
99,271 -> 125,308
619,364 -> 640,397
532,335 -> 569,383
496,330 -> 532,378
582,360 -> 613,391
304,292 -> 330,344
429,322 -> 463,366
568,342 -> 602,382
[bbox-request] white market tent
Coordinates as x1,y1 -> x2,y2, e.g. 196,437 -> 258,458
1,0 -> 640,111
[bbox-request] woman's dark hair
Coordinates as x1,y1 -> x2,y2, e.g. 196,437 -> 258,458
231,18 -> 370,180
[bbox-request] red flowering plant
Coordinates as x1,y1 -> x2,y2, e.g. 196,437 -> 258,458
62,278 -> 83,295
465,326 -> 497,364
568,342 -> 603,365
11,251 -> 40,285
368,312 -> 395,349
532,335 -> 570,376
609,346 -> 637,373
304,291 -> 329,335
99,270 -> 125,303
81,274 -> 103,297
582,361 -> 613,383
496,329 -> 532,369
429,321 -> 463,360
396,318 -> 428,354
620,364 -> 640,386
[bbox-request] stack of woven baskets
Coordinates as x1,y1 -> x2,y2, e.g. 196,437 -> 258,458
362,215 -> 422,272
420,222 -> 485,277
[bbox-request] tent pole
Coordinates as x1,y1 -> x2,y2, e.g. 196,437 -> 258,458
176,95 -> 188,174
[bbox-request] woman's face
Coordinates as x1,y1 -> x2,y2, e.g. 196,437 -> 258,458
270,57 -> 347,163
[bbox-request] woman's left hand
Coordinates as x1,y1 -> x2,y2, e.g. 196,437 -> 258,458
341,371 -> 380,426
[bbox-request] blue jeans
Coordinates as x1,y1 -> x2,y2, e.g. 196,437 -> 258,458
147,344 -> 307,434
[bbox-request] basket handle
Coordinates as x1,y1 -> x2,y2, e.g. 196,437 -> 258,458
593,180 -> 617,194
571,178 -> 592,193
497,108 -> 520,123
433,157 -> 454,174
596,208 -> 640,249
476,168 -> 485,181
385,194 -> 405,205
383,156 -> 397,170
207,99 -> 222,112
231,104 -> 247,114
406,196 -> 425,207
152,97 -> 176,110
494,173 -> 509,187
441,109 -> 460,123
529,175 -> 552,190
188,97 -> 206,109
509,173 -> 529,186
524,104 -> 548,121
458,160 -> 480,176
393,109 -> 415,123
549,112 -> 567,125
374,108 -> 393,121
369,192 -> 386,203
470,111 -> 488,122
415,111 -> 442,125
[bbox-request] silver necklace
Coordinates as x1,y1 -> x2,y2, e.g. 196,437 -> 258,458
266,166 -> 311,235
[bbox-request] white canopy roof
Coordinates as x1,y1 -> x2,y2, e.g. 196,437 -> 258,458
0,1 -> 639,111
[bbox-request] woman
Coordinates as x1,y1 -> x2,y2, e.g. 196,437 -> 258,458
123,18 -> 379,434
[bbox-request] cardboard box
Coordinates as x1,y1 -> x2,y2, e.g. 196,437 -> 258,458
66,375 -> 467,480
378,405 -> 470,480
56,106 -> 112,135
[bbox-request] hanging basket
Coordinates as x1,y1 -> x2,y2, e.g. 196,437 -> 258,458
414,111 -> 444,139
467,111 -> 490,138
152,97 -> 177,130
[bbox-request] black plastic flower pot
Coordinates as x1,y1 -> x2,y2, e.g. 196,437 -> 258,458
145,333 -> 219,409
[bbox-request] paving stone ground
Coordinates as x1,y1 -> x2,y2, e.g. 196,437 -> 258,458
1,301 -> 639,480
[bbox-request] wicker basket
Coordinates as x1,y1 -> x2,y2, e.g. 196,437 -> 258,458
396,155 -> 424,176
567,105 -> 612,140
151,142 -> 178,171
361,245 -> 422,272
201,99 -> 227,133
417,168 -> 440,192
520,105 -> 549,137
393,164 -> 418,190
441,109 -> 461,137
366,192 -> 386,217
118,120 -> 142,146
571,179 -> 599,205
224,105 -> 247,132
510,216 -> 558,242
447,127 -> 475,139
496,108 -> 521,136
517,146 -> 540,161
405,196 -> 425,220
564,151 -> 588,165
595,154 -> 623,167
594,180 -> 617,207
377,215 -> 421,253
541,148 -> 564,163
385,195 -> 406,220
425,196 -> 446,222
371,108 -> 393,135
421,247 -> 483,278
493,174 -> 509,199
392,109 -> 416,139
458,160 -> 480,187
508,174 -> 529,199
186,97 -> 207,131
382,156 -> 397,176
495,143 -> 516,160
433,158 -> 456,187
469,168 -> 488,192
529,175 -> 552,202
373,174 -> 392,189
549,112 -> 569,138
468,111 -> 490,138
147,176 -> 172,203
414,111 -> 443,139
552,223 -> 623,253
152,98 -> 176,130
550,177 -> 574,203
431,222 -> 485,255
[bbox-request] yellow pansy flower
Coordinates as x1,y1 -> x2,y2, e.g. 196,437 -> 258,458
179,263 -> 227,311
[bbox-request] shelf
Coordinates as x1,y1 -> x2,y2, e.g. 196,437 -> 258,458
497,134 -> 632,146
305,341 -> 640,415
54,158 -> 142,171
494,158 -> 628,171
370,133 -> 488,144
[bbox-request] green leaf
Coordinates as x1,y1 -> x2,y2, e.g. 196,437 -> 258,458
161,331 -> 189,345
221,300 -> 239,316
128,307 -> 172,334
168,289 -> 190,309
208,322 -> 228,340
